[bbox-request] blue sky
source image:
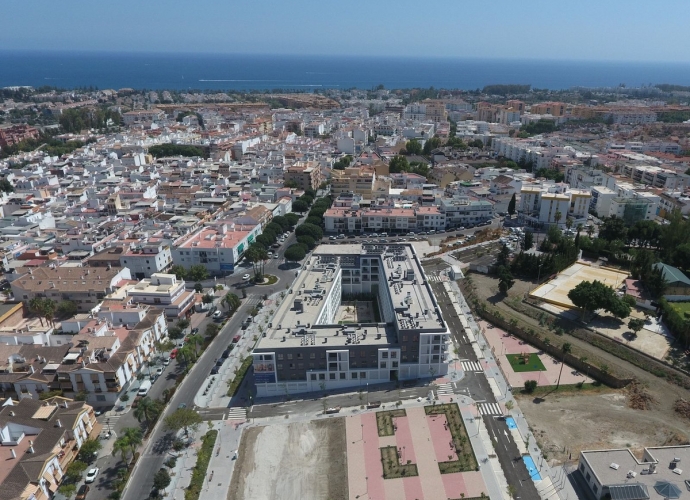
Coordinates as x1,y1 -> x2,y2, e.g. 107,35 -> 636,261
3,0 -> 690,62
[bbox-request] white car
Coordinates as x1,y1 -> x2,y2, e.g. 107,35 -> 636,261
163,357 -> 170,366
242,274 -> 251,281
155,367 -> 163,376
85,467 -> 100,484
213,310 -> 222,319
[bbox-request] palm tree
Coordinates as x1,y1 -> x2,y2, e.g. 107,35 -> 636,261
29,297 -> 45,326
586,225 -> 595,238
556,342 -> 572,389
222,293 -> 241,311
576,223 -> 584,235
554,210 -> 562,227
186,334 -> 203,357
565,217 -> 573,231
42,299 -> 57,326
122,428 -> 142,458
178,344 -> 196,367
133,397 -> 160,424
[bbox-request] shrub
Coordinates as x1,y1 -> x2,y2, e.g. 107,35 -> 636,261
524,380 -> 538,393
185,430 -> 218,500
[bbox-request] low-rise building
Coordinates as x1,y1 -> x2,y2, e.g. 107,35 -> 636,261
126,273 -> 195,319
119,243 -> 172,279
0,397 -> 99,500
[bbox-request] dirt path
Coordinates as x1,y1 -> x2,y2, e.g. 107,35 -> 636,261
228,419 -> 348,500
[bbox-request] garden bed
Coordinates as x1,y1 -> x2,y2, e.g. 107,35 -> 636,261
506,353 -> 546,372
227,357 -> 253,397
380,445 -> 418,479
375,409 -> 406,437
425,404 -> 478,473
255,274 -> 279,286
185,429 -> 218,500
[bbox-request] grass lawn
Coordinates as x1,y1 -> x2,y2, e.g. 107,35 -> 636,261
506,353 -> 547,372
670,302 -> 690,316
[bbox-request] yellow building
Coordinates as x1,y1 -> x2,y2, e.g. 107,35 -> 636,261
531,102 -> 567,117
284,161 -> 323,191
330,166 -> 376,197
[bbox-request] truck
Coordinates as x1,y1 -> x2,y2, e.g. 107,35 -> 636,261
137,380 -> 152,397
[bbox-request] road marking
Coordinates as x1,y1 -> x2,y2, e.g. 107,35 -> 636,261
461,361 -> 483,372
478,402 -> 503,416
226,408 -> 247,420
436,383 -> 454,396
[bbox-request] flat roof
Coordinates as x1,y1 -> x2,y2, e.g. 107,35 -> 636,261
582,446 -> 690,500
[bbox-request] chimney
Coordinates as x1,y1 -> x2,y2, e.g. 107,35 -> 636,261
63,401 -> 69,409
9,411 -> 15,417
10,449 -> 16,459
56,419 -> 62,428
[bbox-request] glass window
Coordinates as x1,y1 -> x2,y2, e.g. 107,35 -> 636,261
311,374 -> 317,381
360,372 -> 367,379
352,372 -> 358,379
329,373 -> 336,380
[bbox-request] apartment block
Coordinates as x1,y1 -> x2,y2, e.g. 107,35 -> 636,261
284,161 -> 323,191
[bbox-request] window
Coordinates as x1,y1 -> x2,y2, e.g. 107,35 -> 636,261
311,374 -> 317,381
380,362 -> 386,368
297,353 -> 303,359
298,363 -> 304,369
360,372 -> 367,379
391,352 -> 397,359
310,353 -> 316,359
340,373 -> 346,379
360,350 -> 366,357
585,472 -> 590,481
329,373 -> 336,380
352,372 -> 358,379
579,464 -> 584,473
592,485 -> 598,494
401,346 -> 407,352
277,354 -> 284,361
319,373 -> 325,380
381,352 -> 388,358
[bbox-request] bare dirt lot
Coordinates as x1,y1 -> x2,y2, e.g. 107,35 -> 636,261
517,389 -> 689,465
227,419 -> 348,500
466,272 -> 690,464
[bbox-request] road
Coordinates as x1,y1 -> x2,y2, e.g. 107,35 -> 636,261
428,278 -> 541,500
120,297 -> 259,500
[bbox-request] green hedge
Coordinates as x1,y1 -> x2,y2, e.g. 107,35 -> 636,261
185,429 -> 218,500
227,357 -> 253,397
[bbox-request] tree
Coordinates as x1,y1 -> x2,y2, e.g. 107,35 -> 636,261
170,265 -> 187,280
292,200 -> 309,213
168,326 -> 184,340
497,266 -> 515,295
77,439 -> 102,463
153,468 -> 171,490
524,380 -> 538,393
284,244 -> 306,262
505,400 -> 514,411
497,244 -> 511,267
65,460 -> 88,482
405,139 -> 422,155
222,293 -> 241,311
122,427 -> 143,458
57,484 -> 76,498
522,231 -> 534,250
56,300 -> 78,319
295,222 -> 323,241
297,235 -> 317,250
164,408 -> 202,437
507,193 -> 516,216
423,136 -> 442,155
568,280 -> 606,320
0,178 -> 14,193
202,293 -> 214,304
285,213 -> 300,226
565,217 -> 573,231
586,225 -> 595,238
187,264 -> 209,282
628,318 -> 645,338
194,282 -> 203,293
29,297 -> 46,326
133,397 -> 162,424
554,210 -> 562,227
205,323 -> 221,338
245,244 -> 269,278
556,343 -> 572,390
186,334 -> 203,357
177,344 -> 196,367
389,155 -> 409,173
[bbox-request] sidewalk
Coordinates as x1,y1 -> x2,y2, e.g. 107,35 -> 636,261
447,279 -> 578,500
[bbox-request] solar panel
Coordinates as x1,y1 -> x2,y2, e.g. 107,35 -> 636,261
609,484 -> 650,500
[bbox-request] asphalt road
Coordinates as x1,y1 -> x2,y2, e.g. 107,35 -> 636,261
121,297 -> 259,500
427,278 -> 541,500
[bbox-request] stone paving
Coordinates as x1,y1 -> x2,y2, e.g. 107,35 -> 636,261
480,319 -> 592,389
345,405 -> 489,500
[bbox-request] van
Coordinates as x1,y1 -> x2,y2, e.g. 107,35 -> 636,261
138,380 -> 152,397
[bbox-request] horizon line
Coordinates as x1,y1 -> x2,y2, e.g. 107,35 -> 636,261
1,49 -> 690,65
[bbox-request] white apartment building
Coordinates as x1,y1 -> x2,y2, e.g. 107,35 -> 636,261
620,165 -> 689,190
126,273 -> 195,319
172,222 -> 262,274
119,242 -> 172,279
520,184 -> 591,227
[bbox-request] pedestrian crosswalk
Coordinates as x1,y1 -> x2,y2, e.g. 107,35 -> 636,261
461,361 -> 483,372
477,402 -> 503,416
436,383 -> 454,396
225,408 -> 247,420
427,274 -> 448,282
244,295 -> 261,306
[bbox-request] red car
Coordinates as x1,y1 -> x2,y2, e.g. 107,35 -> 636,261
232,335 -> 240,344
170,348 -> 178,359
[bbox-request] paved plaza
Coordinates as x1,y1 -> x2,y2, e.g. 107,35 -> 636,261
346,407 -> 488,500
480,320 -> 592,389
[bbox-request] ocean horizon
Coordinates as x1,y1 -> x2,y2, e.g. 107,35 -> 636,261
2,51 -> 690,92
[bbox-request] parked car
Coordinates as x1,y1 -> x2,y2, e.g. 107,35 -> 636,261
221,349 -> 231,358
163,357 -> 170,366
213,311 -> 222,319
76,485 -> 90,500
232,335 -> 241,343
170,348 -> 178,359
85,467 -> 100,484
155,367 -> 163,376
242,274 -> 251,281
211,366 -> 220,375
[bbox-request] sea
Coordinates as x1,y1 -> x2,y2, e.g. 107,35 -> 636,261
2,51 -> 690,92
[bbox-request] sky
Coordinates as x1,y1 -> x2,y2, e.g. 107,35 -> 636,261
3,0 -> 690,62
